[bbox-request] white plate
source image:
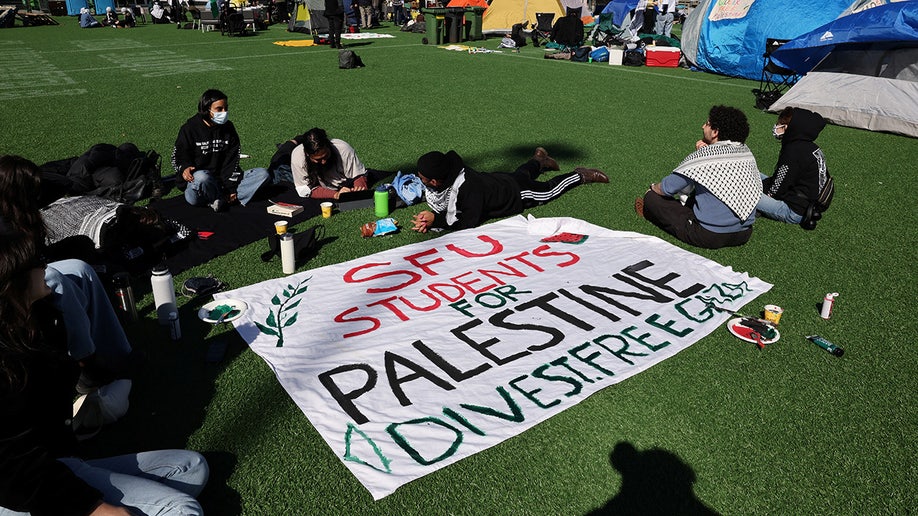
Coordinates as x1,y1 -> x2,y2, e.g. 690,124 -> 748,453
726,317 -> 780,345
198,298 -> 248,324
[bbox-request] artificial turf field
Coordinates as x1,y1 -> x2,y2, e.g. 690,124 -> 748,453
1,16 -> 916,515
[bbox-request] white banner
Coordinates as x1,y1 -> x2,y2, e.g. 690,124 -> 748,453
217,216 -> 772,499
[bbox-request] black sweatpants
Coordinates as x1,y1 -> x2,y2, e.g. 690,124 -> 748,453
511,159 -> 583,208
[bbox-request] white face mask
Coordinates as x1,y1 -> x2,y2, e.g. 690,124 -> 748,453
772,123 -> 786,140
211,111 -> 228,125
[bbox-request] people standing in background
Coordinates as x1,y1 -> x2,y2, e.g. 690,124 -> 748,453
654,0 -> 676,38
325,0 -> 345,47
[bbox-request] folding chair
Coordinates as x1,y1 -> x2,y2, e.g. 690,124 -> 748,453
133,5 -> 147,24
189,7 -> 201,29
753,38 -> 800,109
534,12 -> 554,41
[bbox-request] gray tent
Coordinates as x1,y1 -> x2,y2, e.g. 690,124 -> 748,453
769,1 -> 918,138
287,0 -> 328,34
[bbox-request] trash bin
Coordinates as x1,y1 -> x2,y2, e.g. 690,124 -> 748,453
444,7 -> 464,43
463,6 -> 485,41
420,7 -> 447,44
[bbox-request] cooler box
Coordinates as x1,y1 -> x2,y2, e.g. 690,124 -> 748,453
607,47 -> 624,66
646,46 -> 680,68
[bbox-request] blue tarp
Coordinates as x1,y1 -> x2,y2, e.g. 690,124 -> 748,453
683,0 -> 852,80
771,1 -> 918,75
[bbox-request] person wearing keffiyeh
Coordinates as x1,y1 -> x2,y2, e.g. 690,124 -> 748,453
635,105 -> 762,249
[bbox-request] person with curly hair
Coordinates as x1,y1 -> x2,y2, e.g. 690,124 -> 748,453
634,105 -> 762,249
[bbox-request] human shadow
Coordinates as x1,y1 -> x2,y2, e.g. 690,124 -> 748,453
586,442 -> 720,516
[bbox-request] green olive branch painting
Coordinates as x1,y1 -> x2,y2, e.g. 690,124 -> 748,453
254,277 -> 310,347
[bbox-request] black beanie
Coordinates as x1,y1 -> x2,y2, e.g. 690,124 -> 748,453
417,150 -> 463,181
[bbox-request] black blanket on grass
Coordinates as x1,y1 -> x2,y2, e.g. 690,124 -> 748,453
151,183 -> 321,275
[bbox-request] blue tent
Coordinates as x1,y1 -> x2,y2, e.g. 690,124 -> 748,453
600,0 -> 637,28
771,1 -> 918,74
681,0 -> 853,80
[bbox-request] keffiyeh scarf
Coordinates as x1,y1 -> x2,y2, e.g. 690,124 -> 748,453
673,141 -> 762,221
424,169 -> 466,227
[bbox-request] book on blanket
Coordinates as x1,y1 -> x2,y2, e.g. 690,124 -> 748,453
267,201 -> 304,217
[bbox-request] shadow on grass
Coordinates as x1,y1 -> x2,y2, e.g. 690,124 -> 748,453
585,441 -> 719,516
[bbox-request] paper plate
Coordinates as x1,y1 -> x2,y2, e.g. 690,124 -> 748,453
198,299 -> 248,324
726,317 -> 780,345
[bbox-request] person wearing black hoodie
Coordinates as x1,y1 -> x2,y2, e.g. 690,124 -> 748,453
171,89 -> 269,212
757,107 -> 830,225
410,148 -> 608,233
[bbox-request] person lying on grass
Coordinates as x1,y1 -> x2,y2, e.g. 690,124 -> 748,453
410,147 -> 608,233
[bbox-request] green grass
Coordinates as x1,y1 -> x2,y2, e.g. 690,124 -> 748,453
3,18 -> 917,515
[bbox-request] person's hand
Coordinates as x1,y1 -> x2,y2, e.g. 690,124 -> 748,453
695,140 -> 708,150
90,501 -> 137,516
352,184 -> 367,191
182,167 -> 195,182
411,211 -> 434,233
228,192 -> 238,204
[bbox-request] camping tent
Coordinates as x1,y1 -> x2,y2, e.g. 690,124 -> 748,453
560,0 -> 593,24
680,0 -> 853,80
600,0 -> 635,27
769,1 -> 918,138
482,0 -> 565,34
287,0 -> 326,33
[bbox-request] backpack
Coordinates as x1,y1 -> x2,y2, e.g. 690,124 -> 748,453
97,149 -> 164,203
338,49 -> 364,69
571,46 -> 591,62
799,173 -> 835,230
623,49 -> 645,66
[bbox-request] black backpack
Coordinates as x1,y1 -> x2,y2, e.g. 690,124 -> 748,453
799,173 -> 835,230
623,50 -> 645,66
338,49 -> 364,69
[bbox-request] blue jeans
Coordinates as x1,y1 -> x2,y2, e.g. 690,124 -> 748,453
757,194 -> 803,224
0,450 -> 208,515
46,260 -> 132,361
184,167 -> 270,207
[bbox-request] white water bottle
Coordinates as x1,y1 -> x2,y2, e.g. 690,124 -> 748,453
280,233 -> 295,274
151,264 -> 177,325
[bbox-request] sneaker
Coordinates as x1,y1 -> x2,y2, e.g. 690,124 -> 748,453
574,167 -> 609,184
634,197 -> 644,218
210,198 -> 226,212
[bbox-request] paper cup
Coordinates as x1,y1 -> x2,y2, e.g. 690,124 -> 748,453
321,202 -> 333,218
763,304 -> 783,324
274,221 -> 287,235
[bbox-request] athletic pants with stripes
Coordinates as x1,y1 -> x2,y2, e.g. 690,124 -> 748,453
511,158 -> 583,208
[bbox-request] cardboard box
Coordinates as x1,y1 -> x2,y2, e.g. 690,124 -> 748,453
646,46 -> 681,68
608,48 -> 624,66
267,202 -> 304,217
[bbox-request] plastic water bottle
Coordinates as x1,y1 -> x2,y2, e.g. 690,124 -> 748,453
151,264 -> 177,325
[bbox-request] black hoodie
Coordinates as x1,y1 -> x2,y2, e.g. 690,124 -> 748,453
762,108 -> 828,215
171,113 -> 242,196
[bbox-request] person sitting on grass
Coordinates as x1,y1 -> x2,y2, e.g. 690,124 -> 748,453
288,127 -> 383,201
757,107 -> 830,226
171,89 -> 270,212
0,233 -> 210,516
0,155 -> 137,418
79,7 -> 101,27
410,147 -> 608,233
634,105 -> 762,249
